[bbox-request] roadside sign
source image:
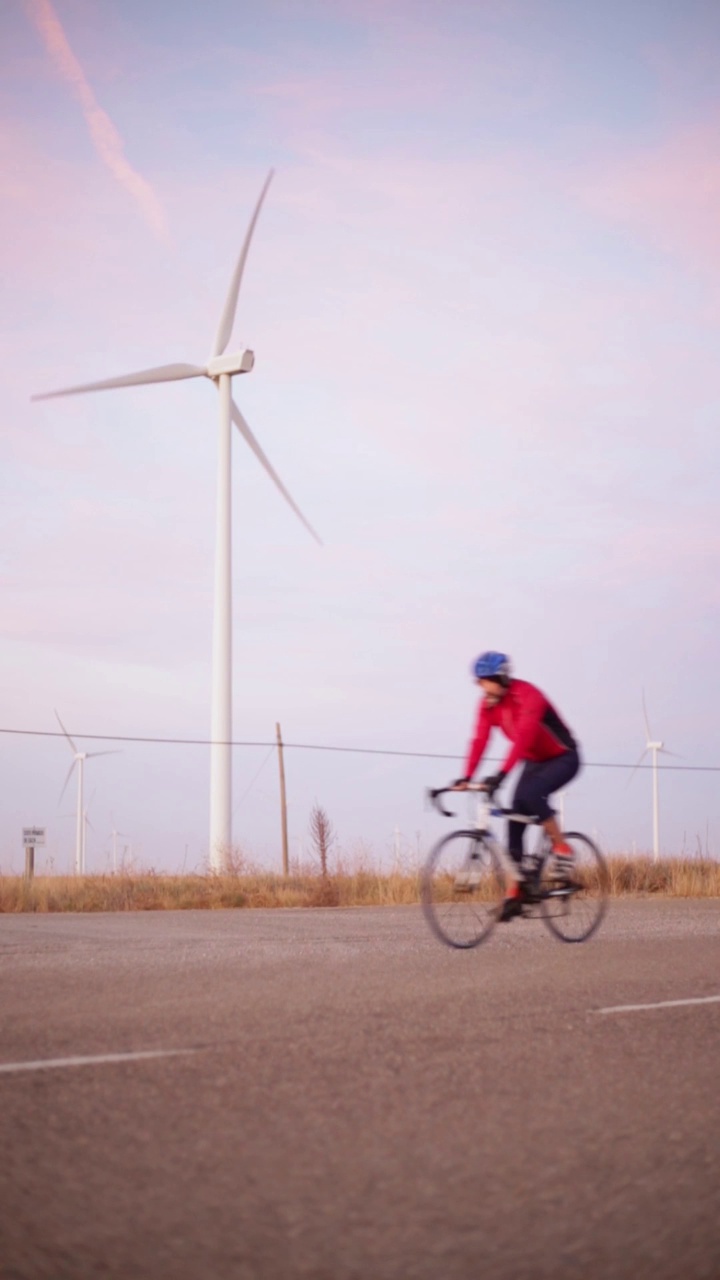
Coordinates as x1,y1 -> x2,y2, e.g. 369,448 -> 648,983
22,827 -> 46,847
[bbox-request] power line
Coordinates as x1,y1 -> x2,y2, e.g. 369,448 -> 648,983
1,725 -> 719,772
233,746 -> 275,815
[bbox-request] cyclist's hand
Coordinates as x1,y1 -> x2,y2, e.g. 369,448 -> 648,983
481,772 -> 504,796
451,777 -> 470,791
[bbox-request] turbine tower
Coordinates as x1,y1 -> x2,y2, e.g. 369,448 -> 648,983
34,173 -> 320,871
56,712 -> 117,874
109,819 -> 130,875
630,693 -> 678,861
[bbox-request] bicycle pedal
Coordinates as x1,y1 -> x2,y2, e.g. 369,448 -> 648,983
547,883 -> 575,897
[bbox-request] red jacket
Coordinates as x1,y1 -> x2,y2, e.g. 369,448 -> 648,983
464,678 -> 576,778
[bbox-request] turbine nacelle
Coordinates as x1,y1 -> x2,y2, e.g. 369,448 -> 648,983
206,350 -> 255,379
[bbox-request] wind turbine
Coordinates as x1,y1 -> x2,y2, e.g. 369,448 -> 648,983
108,818 -> 130,874
56,712 -> 118,874
33,172 -> 320,872
630,693 -> 678,861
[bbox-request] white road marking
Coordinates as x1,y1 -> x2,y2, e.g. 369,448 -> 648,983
597,995 -> 720,1016
0,1049 -> 197,1075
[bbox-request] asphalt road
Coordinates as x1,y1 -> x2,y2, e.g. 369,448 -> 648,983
1,900 -> 719,1280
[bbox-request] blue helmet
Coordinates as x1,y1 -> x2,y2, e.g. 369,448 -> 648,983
472,651 -> 511,682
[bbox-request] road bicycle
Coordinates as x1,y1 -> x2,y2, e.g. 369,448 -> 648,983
422,784 -> 609,948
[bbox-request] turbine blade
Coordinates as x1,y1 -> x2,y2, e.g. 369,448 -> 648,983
231,399 -> 322,545
55,708 -> 78,754
626,748 -> 649,787
658,747 -> 683,759
213,170 -> 274,357
32,363 -> 206,402
641,689 -> 653,742
58,760 -> 76,807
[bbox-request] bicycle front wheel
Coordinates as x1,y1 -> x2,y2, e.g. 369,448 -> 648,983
538,832 -> 609,943
421,830 -> 506,949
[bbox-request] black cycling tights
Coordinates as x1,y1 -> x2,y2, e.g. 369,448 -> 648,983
507,748 -> 581,863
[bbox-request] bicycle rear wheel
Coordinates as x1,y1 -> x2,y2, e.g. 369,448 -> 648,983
538,832 -> 609,943
421,830 -> 506,949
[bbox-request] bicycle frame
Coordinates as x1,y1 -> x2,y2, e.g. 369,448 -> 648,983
430,784 -> 547,872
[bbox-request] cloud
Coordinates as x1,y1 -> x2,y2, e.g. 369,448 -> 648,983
22,0 -> 167,240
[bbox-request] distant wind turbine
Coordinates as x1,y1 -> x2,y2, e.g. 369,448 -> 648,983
75,797 -> 97,874
34,171 -> 320,872
56,712 -> 118,874
109,819 -> 130,875
630,693 -> 679,861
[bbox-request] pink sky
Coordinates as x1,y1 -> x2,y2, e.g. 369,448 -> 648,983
1,0 -> 719,871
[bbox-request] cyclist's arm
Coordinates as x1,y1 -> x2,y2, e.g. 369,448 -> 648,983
463,706 -> 492,779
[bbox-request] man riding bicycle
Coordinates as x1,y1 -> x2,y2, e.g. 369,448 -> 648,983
453,651 -> 581,921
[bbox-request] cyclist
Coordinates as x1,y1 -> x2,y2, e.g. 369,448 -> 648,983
453,652 -> 581,921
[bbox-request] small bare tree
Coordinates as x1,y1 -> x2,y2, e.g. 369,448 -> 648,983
309,803 -> 335,878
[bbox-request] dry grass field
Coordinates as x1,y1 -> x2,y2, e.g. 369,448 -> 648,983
1,855 -> 719,912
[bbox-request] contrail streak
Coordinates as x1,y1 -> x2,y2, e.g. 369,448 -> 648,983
24,0 -> 167,238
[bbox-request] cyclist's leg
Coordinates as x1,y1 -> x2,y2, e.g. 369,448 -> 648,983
538,748 -> 581,838
500,764 -> 536,916
515,751 -> 581,859
508,761 -> 539,867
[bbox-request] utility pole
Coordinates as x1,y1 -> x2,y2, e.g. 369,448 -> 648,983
276,722 -> 289,877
